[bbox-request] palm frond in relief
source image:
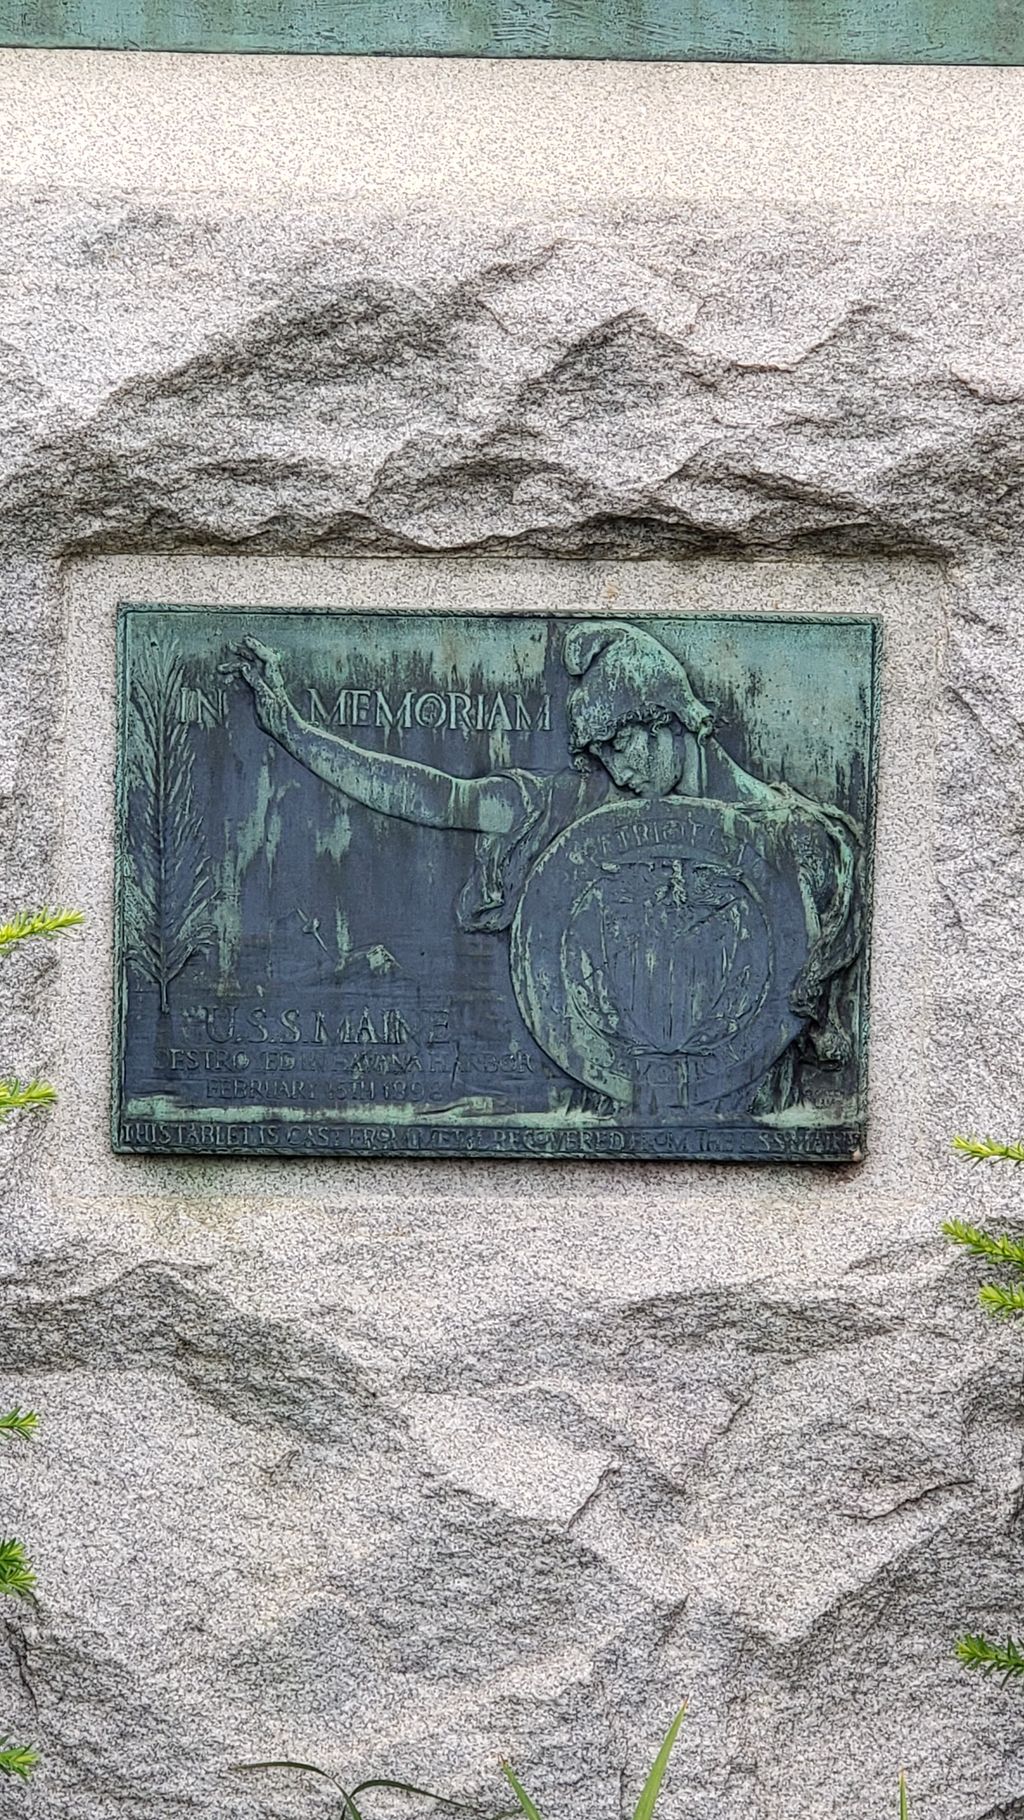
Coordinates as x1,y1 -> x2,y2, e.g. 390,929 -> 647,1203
124,642 -> 216,1013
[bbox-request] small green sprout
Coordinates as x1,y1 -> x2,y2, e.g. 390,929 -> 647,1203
0,1080 -> 57,1121
956,1634 -> 1024,1685
0,1540 -> 36,1601
0,908 -> 84,956
0,1411 -> 36,1443
0,1741 -> 38,1781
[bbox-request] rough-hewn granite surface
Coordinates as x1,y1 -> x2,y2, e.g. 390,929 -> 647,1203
1,173 -> 1024,1820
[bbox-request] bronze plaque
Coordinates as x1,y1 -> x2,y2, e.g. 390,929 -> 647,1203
6,0 -> 1021,65
113,606 -> 879,1162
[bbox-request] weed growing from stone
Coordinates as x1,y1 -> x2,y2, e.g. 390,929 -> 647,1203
0,906 -> 82,1119
235,1706 -> 689,1820
945,1135 -> 1024,1684
0,1413 -> 37,1782
501,1703 -> 686,1820
233,1764 -> 514,1818
0,907 -> 83,954
237,1707 -> 912,1814
0,905 -> 81,1780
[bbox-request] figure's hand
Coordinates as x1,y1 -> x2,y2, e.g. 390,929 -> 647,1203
221,637 -> 293,744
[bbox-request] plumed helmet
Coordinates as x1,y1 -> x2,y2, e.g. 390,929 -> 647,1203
563,622 -> 714,762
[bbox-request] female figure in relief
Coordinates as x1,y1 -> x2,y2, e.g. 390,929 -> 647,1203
230,622 -> 861,1105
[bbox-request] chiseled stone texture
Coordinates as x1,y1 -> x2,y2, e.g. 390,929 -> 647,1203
2,56 -> 1024,1820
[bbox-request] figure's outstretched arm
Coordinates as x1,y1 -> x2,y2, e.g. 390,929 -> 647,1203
225,639 -> 519,835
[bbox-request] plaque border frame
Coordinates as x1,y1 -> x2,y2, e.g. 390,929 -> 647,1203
110,601 -> 882,1165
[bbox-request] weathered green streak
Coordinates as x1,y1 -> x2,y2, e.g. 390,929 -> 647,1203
1,0 -> 1021,64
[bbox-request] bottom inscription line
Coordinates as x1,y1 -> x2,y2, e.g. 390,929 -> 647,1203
115,1119 -> 863,1163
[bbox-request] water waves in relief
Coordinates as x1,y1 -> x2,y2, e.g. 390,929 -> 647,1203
124,642 -> 216,1014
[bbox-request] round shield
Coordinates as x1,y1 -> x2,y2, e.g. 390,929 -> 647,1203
509,796 -> 810,1113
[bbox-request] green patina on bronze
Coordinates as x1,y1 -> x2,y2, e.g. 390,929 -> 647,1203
3,0 -> 1021,63
113,603 -> 880,1163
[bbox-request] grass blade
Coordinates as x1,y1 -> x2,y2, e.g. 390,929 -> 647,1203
501,1763 -> 546,1820
351,1777 -> 515,1818
631,1703 -> 688,1820
229,1758 -> 362,1818
899,1772 -> 909,1819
